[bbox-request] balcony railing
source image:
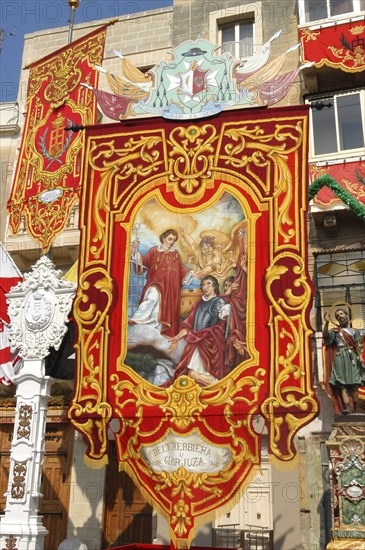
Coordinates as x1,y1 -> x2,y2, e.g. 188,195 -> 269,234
212,526 -> 274,549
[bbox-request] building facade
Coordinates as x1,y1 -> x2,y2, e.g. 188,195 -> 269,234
1,1 -> 364,549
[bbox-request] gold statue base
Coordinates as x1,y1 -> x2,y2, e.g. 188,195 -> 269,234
327,537 -> 365,549
326,415 -> 365,550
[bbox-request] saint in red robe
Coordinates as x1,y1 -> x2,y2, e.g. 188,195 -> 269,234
138,246 -> 189,337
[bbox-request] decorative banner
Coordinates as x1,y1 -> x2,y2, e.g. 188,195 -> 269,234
7,25 -> 110,252
69,105 -> 318,547
309,160 -> 365,208
300,18 -> 365,72
88,35 -> 309,120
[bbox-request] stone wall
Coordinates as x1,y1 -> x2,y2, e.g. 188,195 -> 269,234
66,434 -> 106,550
172,0 -> 301,105
0,102 -> 20,242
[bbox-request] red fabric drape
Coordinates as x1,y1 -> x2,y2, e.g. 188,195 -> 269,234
7,25 -> 109,251
300,18 -> 365,72
309,160 -> 365,208
69,105 -> 317,548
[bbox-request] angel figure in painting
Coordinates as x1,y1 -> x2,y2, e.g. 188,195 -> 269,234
323,306 -> 365,414
180,227 -> 237,280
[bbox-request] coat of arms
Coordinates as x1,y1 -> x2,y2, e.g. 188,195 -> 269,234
87,34 -> 311,120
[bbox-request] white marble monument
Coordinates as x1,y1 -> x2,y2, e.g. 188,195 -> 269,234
0,256 -> 76,550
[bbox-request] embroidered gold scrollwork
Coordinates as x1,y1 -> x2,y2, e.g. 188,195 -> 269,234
343,178 -> 365,201
27,31 -> 106,108
167,125 -> 217,204
70,402 -> 112,460
261,254 -> 318,459
327,45 -> 365,69
88,134 -> 164,258
221,123 -> 303,247
326,539 -> 365,550
162,376 -> 206,429
158,468 -> 225,499
69,267 -> 114,459
300,28 -> 320,42
171,499 -> 192,536
75,268 -> 113,327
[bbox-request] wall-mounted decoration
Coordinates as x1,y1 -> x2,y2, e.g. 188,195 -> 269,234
309,160 -> 365,208
7,25 -> 110,252
88,35 -> 308,120
300,17 -> 365,72
69,105 -> 318,547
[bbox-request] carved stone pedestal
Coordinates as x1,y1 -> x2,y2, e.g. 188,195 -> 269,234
0,362 -> 52,550
0,256 -> 75,550
326,414 -> 365,550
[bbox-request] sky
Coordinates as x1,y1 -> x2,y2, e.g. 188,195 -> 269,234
0,0 -> 173,103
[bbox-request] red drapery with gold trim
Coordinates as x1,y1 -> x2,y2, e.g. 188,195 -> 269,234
300,18 -> 365,72
309,160 -> 365,208
7,25 -> 109,252
69,106 -> 318,548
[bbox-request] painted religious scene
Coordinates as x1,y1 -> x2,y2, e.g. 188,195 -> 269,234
125,194 -> 248,387
1,2 -> 365,549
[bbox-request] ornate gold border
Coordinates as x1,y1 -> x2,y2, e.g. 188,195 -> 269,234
69,109 -> 318,544
27,29 -> 107,108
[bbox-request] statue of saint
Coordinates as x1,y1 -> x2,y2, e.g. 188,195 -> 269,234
323,307 -> 365,414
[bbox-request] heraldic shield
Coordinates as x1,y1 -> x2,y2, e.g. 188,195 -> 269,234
69,105 -> 319,547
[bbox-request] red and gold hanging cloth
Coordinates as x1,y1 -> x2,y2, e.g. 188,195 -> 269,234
299,18 -> 365,72
309,160 -> 365,208
7,25 -> 110,252
69,105 -> 318,548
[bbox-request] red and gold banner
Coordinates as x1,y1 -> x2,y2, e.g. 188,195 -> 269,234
300,18 -> 365,72
309,160 -> 365,208
7,25 -> 109,252
69,106 -> 318,547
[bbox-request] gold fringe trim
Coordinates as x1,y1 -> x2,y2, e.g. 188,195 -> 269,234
119,460 -> 259,549
268,452 -> 298,472
84,454 -> 109,469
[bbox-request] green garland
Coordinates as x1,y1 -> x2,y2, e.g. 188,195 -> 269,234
308,174 -> 365,221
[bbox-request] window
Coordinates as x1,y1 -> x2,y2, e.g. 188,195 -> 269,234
299,0 -> 365,24
314,249 -> 365,332
220,20 -> 254,58
209,4 -> 263,60
310,91 -> 365,157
